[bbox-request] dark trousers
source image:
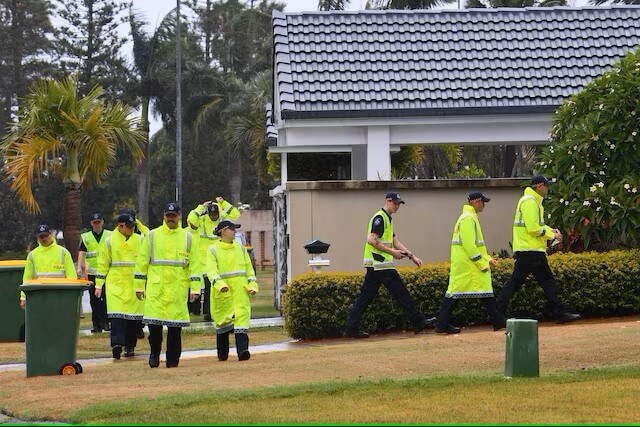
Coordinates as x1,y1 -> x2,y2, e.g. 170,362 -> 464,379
88,275 -> 108,329
436,296 -> 505,329
148,324 -> 182,364
110,318 -> 142,350
496,251 -> 566,317
344,268 -> 425,333
202,276 -> 212,318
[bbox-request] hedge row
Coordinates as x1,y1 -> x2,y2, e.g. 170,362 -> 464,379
282,250 -> 640,340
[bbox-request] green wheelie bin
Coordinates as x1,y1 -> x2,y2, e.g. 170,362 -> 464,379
504,318 -> 539,378
20,279 -> 90,377
0,260 -> 26,342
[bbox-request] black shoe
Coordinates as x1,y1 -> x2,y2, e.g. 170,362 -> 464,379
166,360 -> 179,368
414,316 -> 437,334
112,345 -> 122,360
343,330 -> 369,339
435,324 -> 462,334
218,354 -> 228,362
557,312 -> 581,324
136,330 -> 145,339
493,318 -> 507,331
238,350 -> 251,361
149,354 -> 160,368
124,348 -> 135,358
90,327 -> 102,334
100,323 -> 111,331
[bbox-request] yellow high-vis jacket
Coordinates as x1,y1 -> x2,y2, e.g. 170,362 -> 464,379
21,241 -> 77,300
80,230 -> 112,275
512,187 -> 555,252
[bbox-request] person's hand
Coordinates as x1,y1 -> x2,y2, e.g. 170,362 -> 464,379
410,254 -> 423,267
20,300 -> 25,309
95,287 -> 102,298
553,229 -> 563,242
215,196 -> 224,203
136,291 -> 145,300
203,200 -> 212,207
489,258 -> 498,266
392,249 -> 405,259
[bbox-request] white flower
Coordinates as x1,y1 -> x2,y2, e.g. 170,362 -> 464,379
624,183 -> 631,190
565,200 -> 570,205
586,162 -> 590,167
573,145 -> 578,150
611,144 -> 615,149
633,188 -> 638,193
560,198 -> 565,203
571,165 -> 575,170
571,209 -> 576,214
583,200 -> 591,206
591,135 -> 599,141
548,214 -> 551,219
633,131 -> 638,137
599,104 -> 605,110
589,186 -> 597,192
599,171 -> 605,175
596,206 -> 602,212
597,182 -> 604,188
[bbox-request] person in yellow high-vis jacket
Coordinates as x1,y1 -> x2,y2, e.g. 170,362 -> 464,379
343,192 -> 436,338
496,175 -> 580,324
435,192 -> 506,334
205,220 -> 258,361
20,224 -> 77,308
78,213 -> 112,333
187,196 -> 240,320
95,212 -> 145,360
134,202 -> 201,368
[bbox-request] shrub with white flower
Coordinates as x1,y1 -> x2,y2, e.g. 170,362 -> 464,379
538,48 -> 640,250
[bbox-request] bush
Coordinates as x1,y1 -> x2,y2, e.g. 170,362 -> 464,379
283,250 -> 640,339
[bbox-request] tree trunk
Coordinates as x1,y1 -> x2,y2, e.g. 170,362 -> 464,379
63,182 -> 82,263
229,154 -> 242,205
504,145 -> 517,178
137,97 -> 150,223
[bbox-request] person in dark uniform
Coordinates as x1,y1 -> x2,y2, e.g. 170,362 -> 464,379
343,192 -> 436,338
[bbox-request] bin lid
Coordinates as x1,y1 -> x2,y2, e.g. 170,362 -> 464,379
20,278 -> 91,292
0,260 -> 26,269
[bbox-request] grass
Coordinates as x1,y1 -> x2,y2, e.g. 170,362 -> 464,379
67,365 -> 640,424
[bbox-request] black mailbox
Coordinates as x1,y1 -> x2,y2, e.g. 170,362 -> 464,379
303,239 -> 330,254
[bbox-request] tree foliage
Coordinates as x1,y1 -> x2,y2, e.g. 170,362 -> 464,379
538,48 -> 640,251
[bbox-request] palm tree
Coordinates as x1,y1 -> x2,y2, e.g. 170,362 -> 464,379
318,0 -> 351,10
1,75 -> 144,260
367,0 -> 455,8
466,0 -> 566,7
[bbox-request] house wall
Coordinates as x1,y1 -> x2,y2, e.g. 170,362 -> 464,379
285,179 -> 529,282
238,210 -> 274,270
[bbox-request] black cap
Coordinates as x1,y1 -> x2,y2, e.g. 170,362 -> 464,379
468,191 -> 491,203
35,224 -> 51,236
385,192 -> 405,204
214,220 -> 241,236
116,212 -> 136,226
531,174 -> 552,186
207,203 -> 219,214
164,202 -> 181,214
90,212 -> 103,222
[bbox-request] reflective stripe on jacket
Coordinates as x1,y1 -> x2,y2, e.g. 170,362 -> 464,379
446,204 -> 493,299
512,187 -> 555,252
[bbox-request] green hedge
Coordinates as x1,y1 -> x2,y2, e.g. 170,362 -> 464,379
283,250 -> 640,339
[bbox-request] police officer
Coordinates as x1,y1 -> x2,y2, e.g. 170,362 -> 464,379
20,224 -> 77,307
343,192 -> 436,338
95,211 -> 145,359
496,175 -> 580,323
134,202 -> 201,368
78,213 -> 112,333
435,192 -> 506,334
187,196 -> 240,321
205,220 -> 258,361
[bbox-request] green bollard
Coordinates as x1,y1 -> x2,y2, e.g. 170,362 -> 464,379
504,318 -> 539,378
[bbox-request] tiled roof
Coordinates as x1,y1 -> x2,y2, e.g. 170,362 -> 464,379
265,103 -> 277,147
272,6 -> 640,120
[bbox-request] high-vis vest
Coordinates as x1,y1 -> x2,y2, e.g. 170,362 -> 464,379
20,241 -> 77,300
134,223 -> 201,327
512,187 -> 555,252
446,204 -> 493,299
81,230 -> 112,275
95,229 -> 144,320
362,209 -> 395,271
205,239 -> 258,333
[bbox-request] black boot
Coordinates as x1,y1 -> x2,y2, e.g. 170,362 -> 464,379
483,297 -> 507,331
217,330 -> 230,361
235,332 -> 250,361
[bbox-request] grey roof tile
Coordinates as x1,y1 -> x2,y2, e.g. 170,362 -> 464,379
273,6 -> 640,119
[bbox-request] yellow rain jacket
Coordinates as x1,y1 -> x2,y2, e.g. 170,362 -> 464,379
95,229 -> 144,320
21,241 -> 77,300
362,209 -> 395,271
205,239 -> 258,333
134,223 -> 200,327
80,230 -> 112,275
512,187 -> 555,252
446,204 -> 493,299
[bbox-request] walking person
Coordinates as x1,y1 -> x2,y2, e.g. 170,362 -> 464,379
77,213 -> 111,333
435,192 -> 507,334
205,220 -> 259,361
134,202 -> 201,368
20,224 -> 77,308
187,196 -> 241,321
496,175 -> 580,323
343,192 -> 435,338
95,211 -> 145,360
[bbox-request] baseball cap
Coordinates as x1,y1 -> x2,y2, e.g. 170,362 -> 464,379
214,220 -> 241,236
468,191 -> 491,203
207,203 -> 219,214
385,192 -> 405,204
164,202 -> 181,215
531,174 -> 552,186
116,212 -> 136,226
90,213 -> 104,222
35,224 -> 51,236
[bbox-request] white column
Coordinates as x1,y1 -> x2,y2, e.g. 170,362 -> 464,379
366,126 -> 391,181
280,152 -> 288,184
